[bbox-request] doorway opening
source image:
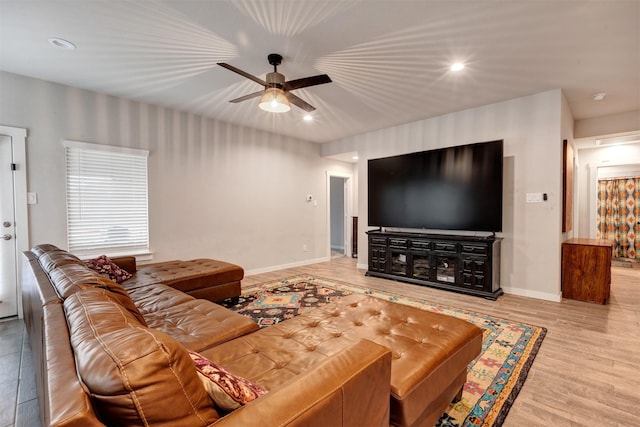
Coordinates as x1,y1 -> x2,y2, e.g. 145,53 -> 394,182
327,172 -> 352,259
596,175 -> 640,265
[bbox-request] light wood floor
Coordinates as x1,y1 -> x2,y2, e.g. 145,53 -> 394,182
244,257 -> 640,427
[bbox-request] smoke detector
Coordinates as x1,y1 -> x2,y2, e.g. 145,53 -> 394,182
592,92 -> 606,101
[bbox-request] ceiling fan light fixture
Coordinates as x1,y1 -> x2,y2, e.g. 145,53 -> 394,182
259,87 -> 290,113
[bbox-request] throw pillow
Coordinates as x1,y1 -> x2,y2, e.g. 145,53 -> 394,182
188,350 -> 268,411
85,255 -> 132,283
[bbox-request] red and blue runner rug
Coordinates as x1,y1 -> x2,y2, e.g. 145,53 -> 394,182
221,274 -> 546,427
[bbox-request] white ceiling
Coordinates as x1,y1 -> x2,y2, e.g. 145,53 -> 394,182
1,0 -> 638,144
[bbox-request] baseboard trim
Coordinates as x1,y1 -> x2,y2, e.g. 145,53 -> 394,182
502,286 -> 562,302
356,263 -> 368,270
245,256 -> 331,276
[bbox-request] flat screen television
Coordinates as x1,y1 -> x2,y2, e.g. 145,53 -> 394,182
368,140 -> 503,232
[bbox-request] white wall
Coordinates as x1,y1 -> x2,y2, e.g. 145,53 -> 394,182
323,89 -> 565,301
575,110 -> 640,139
0,70 -> 353,272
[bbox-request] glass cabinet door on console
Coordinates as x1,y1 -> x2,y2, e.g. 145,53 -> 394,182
434,241 -> 457,283
435,254 -> 457,283
388,237 -> 410,276
409,239 -> 432,280
390,250 -> 408,275
411,252 -> 431,279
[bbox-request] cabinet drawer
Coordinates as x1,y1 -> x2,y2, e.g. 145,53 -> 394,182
461,244 -> 488,256
434,242 -> 457,252
370,237 -> 387,245
410,240 -> 431,250
389,238 -> 408,248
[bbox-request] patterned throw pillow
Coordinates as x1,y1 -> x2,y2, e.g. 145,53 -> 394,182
85,255 -> 133,283
188,350 -> 268,411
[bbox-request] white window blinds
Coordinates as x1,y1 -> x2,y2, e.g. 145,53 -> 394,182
64,140 -> 149,256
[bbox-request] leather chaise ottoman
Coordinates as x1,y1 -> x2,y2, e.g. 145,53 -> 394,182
121,258 -> 244,302
204,293 -> 483,427
307,294 -> 483,427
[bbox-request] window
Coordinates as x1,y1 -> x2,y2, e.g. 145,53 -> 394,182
64,140 -> 149,257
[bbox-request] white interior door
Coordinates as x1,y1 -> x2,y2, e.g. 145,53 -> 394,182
0,135 -> 18,318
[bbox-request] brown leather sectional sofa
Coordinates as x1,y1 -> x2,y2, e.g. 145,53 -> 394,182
23,244 -> 482,427
21,244 -> 392,427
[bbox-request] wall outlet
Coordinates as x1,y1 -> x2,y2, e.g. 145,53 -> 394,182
303,244 -> 308,252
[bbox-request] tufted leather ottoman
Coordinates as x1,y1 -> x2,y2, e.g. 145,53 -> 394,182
123,259 -> 243,302
205,293 -> 483,427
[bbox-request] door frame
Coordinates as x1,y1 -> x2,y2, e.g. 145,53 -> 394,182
326,171 -> 352,258
0,125 -> 28,319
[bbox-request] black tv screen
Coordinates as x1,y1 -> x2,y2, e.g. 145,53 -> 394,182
368,140 -> 503,232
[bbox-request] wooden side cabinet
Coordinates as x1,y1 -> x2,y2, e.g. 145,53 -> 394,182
561,238 -> 613,304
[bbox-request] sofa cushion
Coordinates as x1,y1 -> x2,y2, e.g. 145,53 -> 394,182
64,289 -> 219,426
85,255 -> 133,283
188,350 -> 267,411
143,298 -> 260,351
49,264 -> 147,326
38,250 -> 84,273
127,283 -> 195,315
30,243 -> 64,257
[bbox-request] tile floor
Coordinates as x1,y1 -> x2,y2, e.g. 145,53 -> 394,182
0,318 -> 40,427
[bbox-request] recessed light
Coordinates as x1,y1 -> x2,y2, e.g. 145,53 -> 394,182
303,114 -> 313,121
352,156 -> 359,160
450,62 -> 465,72
48,37 -> 76,50
592,92 -> 606,101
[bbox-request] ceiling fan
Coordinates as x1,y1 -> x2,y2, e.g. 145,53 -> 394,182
217,54 -> 332,113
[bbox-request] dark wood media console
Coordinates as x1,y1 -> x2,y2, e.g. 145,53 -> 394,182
366,231 -> 503,300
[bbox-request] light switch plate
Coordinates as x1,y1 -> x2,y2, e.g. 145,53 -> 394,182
526,192 -> 543,203
27,192 -> 38,204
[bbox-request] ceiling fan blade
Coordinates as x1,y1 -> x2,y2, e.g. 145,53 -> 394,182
286,92 -> 316,112
217,63 -> 267,87
229,91 -> 264,103
284,74 -> 332,91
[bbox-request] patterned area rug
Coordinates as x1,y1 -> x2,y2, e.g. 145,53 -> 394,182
220,274 -> 546,427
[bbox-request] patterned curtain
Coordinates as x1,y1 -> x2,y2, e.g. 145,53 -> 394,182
596,177 -> 640,259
